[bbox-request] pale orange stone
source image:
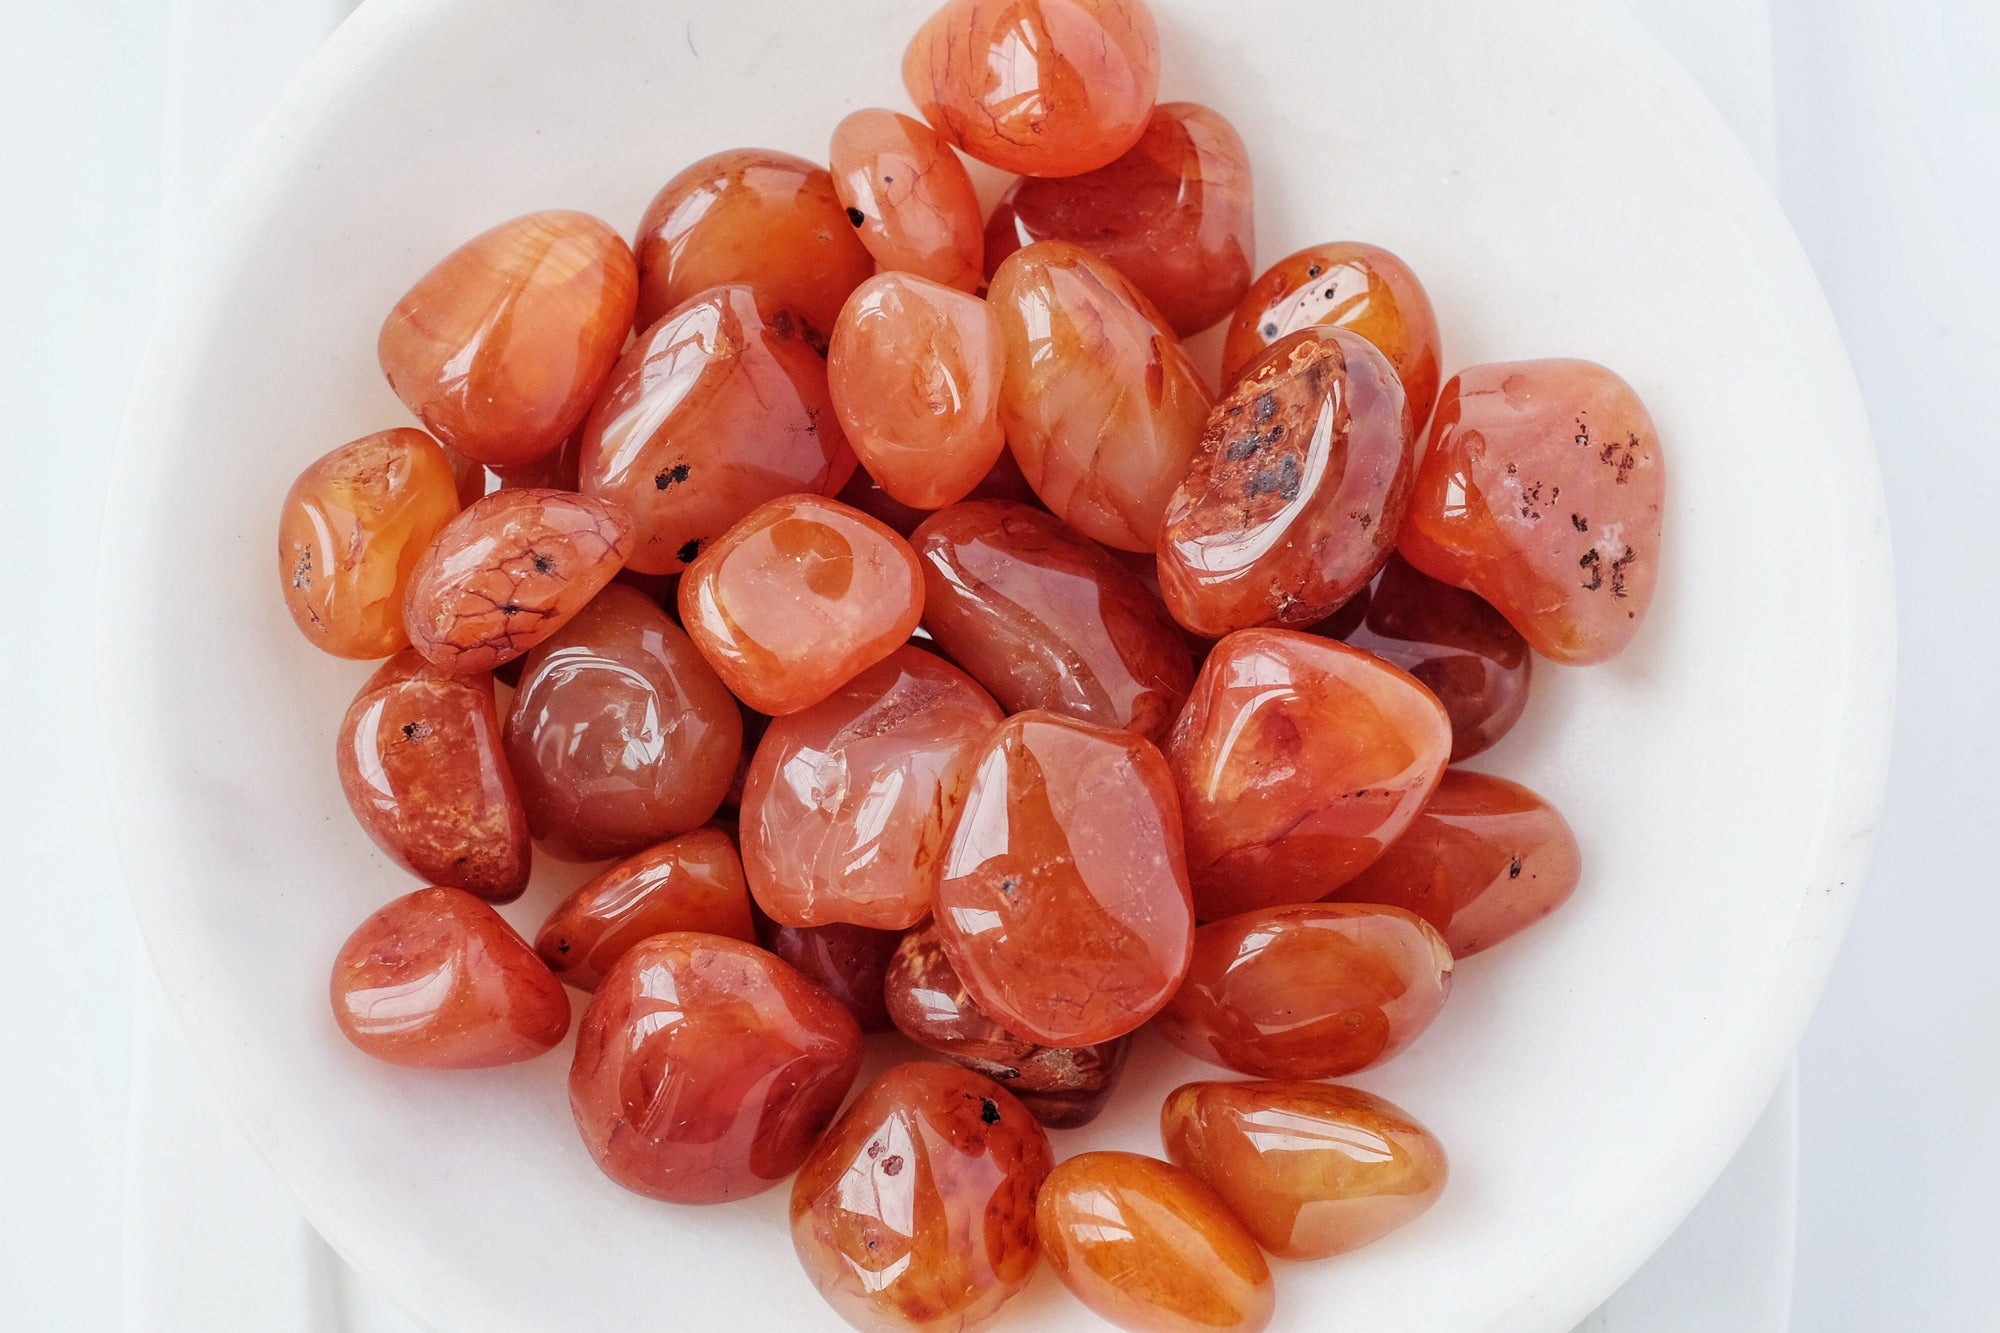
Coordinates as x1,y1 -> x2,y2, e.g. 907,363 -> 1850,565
830,109 -> 984,291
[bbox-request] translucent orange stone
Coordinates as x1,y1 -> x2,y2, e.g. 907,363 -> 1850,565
790,1061 -> 1053,1332
827,273 -> 1007,510
1159,327 -> 1414,638
580,284 -> 856,575
336,651 -> 530,902
1221,242 -> 1443,439
1326,770 -> 1581,956
1037,1152 -> 1274,1333
1161,1080 -> 1448,1260
378,211 -> 637,467
885,922 -> 1129,1128
503,584 -> 742,861
752,911 -> 903,1033
633,149 -> 876,338
402,488 -> 634,674
1154,903 -> 1453,1079
829,110 -> 984,291
570,932 -> 862,1203
913,501 -> 1194,741
533,828 -> 755,990
903,0 -> 1161,177
279,428 -> 462,659
984,102 -> 1254,337
330,887 -> 569,1068
741,645 -> 1001,930
1399,359 -> 1666,665
935,710 -> 1194,1046
988,241 -> 1213,552
1167,629 -> 1451,918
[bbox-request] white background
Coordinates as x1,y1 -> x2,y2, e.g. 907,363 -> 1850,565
0,0 -> 1992,1328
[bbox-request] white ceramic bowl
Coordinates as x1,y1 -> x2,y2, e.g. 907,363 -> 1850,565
97,0 -> 1893,1328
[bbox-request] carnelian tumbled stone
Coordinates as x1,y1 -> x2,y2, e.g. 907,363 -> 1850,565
1159,327 -> 1414,639
984,102 -> 1254,337
1400,359 -> 1666,665
752,911 -> 903,1033
570,932 -> 862,1203
330,886 -> 569,1068
791,1061 -> 1053,1333
534,828 -> 755,990
504,584 -> 742,861
742,645 -> 1001,930
913,501 -> 1194,742
1222,242 -> 1442,439
402,488 -> 633,674
680,495 -> 926,715
1167,630 -> 1450,917
1328,770 -> 1581,956
827,274 -> 1007,510
378,211 -> 637,467
1161,1080 -> 1448,1260
1037,1152 -> 1274,1333
581,284 -> 855,575
336,651 -> 530,901
280,428 -> 462,659
1155,903 -> 1453,1079
830,110 -> 984,291
935,710 -> 1194,1047
632,149 -> 875,338
989,241 -> 1212,552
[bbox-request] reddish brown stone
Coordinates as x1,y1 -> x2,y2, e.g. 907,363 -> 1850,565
534,828 -> 755,990
751,909 -> 903,1033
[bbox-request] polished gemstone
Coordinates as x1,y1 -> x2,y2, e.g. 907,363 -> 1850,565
830,109 -> 984,290
752,911 -> 904,1033
534,828 -> 755,990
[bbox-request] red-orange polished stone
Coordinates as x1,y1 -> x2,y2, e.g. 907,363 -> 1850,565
830,110 -> 984,291
533,828 -> 755,991
752,911 -> 903,1033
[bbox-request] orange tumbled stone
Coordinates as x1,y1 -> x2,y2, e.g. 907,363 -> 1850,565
935,710 -> 1195,1046
580,284 -> 855,575
533,828 -> 755,991
752,911 -> 903,1033
570,932 -> 862,1203
989,241 -> 1212,552
680,495 -> 925,715
632,149 -> 875,338
1399,359 -> 1666,664
1161,1080 -> 1448,1260
279,428 -> 462,659
378,211 -> 636,467
827,273 -> 1007,510
1037,1152 -> 1274,1333
830,110 -> 984,291
330,887 -> 569,1068
1167,629 -> 1451,917
1155,903 -> 1453,1079
791,1061 -> 1053,1333
742,645 -> 1001,930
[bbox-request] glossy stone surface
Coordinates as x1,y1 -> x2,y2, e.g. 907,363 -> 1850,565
336,651 -> 530,901
680,495 -> 926,715
828,274 -> 1007,510
1328,770 -> 1581,956
1399,359 -> 1666,665
885,923 -> 1129,1128
534,829 -> 755,991
742,646 -> 1001,930
935,710 -> 1194,1046
1161,1080 -> 1448,1260
1221,242 -> 1442,439
379,211 -> 637,467
830,110 -> 984,291
988,241 -> 1212,552
330,887 -> 569,1068
504,584 -> 742,861
280,429 -> 462,659
402,488 -> 633,673
791,1061 -> 1053,1333
753,910 -> 903,1033
581,284 -> 855,575
1159,327 -> 1414,638
1037,1152 -> 1274,1333
912,501 -> 1194,741
1167,630 -> 1451,918
633,148 -> 875,338
1155,903 -> 1453,1079
984,102 -> 1253,336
